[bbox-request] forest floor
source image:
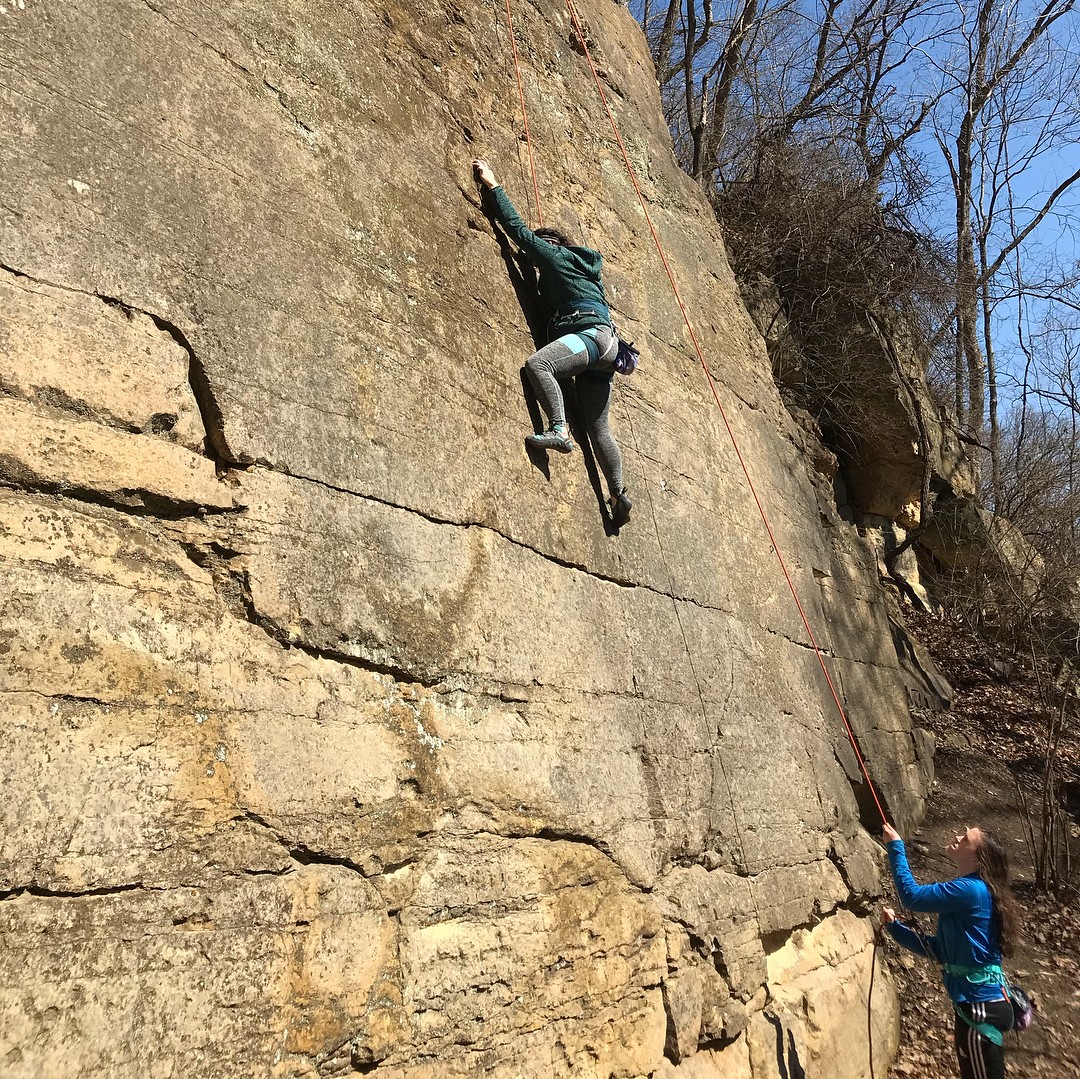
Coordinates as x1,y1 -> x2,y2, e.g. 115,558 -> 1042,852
884,609 -> 1080,1078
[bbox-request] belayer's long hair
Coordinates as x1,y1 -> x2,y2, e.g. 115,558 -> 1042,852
535,226 -> 573,247
977,829 -> 1020,956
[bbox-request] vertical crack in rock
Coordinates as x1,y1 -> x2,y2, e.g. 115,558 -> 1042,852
136,311 -> 236,467
0,261 -> 236,467
824,844 -> 874,916
174,535 -> 454,688
839,746 -> 895,836
765,1014 -> 807,1079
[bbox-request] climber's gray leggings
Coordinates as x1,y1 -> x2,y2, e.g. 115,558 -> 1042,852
525,326 -> 623,496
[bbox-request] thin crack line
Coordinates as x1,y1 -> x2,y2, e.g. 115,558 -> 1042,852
258,459 -> 754,616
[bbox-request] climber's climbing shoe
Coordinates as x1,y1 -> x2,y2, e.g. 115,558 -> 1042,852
525,426 -> 574,454
609,490 -> 632,527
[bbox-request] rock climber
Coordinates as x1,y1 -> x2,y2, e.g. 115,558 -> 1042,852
472,158 -> 632,528
880,822 -> 1021,1079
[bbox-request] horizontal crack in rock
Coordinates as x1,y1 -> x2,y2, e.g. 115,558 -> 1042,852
0,881 -> 151,901
0,473 -> 241,522
258,462 -> 748,616
231,807 -> 414,880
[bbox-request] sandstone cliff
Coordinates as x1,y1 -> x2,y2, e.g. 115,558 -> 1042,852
1,2 -> 940,1076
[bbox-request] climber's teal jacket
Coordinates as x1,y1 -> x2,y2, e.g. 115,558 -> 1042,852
488,186 -> 610,331
886,839 -> 1005,1004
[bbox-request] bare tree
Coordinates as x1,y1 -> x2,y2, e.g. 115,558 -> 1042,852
640,0 -> 947,189
930,0 -> 1080,470
637,3 -> 1080,443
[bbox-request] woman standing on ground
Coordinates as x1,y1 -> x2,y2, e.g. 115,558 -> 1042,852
881,822 -> 1021,1079
472,158 -> 632,527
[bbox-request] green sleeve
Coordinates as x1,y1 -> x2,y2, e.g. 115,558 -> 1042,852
488,187 -> 562,267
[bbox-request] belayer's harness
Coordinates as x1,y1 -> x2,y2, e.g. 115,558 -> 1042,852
944,961 -> 1006,986
943,962 -> 1009,1046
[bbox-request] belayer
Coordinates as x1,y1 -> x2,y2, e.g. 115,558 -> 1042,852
880,822 -> 1023,1079
472,158 -> 632,528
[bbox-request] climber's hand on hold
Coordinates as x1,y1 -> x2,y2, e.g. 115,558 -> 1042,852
882,823 -> 900,843
881,906 -> 897,926
473,159 -> 497,188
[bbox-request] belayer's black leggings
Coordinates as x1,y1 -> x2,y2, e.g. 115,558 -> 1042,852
954,999 -> 1013,1079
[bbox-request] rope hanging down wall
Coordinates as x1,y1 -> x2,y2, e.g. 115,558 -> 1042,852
501,0 -> 890,827
502,0 -> 545,225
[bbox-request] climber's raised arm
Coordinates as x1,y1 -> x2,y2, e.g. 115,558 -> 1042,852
472,159 -> 564,267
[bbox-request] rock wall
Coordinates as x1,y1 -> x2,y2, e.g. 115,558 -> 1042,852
1,1 -> 932,1075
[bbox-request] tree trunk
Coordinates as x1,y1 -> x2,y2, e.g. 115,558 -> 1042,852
979,231 -> 1001,506
654,1 -> 683,83
702,0 -> 759,180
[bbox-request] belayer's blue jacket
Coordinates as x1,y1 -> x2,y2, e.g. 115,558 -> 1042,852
886,838 -> 1005,1004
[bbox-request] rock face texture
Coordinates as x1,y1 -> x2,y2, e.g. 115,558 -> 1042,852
1,1 -> 935,1076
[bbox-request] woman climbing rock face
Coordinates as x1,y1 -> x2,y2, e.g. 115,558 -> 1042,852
881,822 -> 1021,1079
472,158 -> 632,528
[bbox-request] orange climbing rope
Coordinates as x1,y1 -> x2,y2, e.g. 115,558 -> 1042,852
504,0 -> 889,825
503,0 -> 545,226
